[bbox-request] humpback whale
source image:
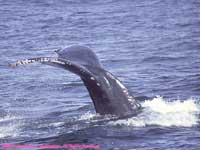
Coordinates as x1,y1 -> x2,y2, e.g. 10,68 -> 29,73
10,46 -> 141,117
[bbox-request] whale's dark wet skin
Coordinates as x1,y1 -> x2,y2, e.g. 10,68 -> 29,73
10,46 -> 141,117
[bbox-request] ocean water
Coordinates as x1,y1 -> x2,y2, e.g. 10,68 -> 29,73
0,0 -> 200,149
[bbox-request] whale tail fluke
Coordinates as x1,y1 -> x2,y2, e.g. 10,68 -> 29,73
9,56 -> 94,79
9,57 -> 59,68
9,46 -> 141,117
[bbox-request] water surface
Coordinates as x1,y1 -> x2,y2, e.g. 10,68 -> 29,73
0,0 -> 200,149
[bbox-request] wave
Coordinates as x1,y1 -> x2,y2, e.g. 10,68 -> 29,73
109,96 -> 200,127
1,96 -> 199,140
0,115 -> 22,139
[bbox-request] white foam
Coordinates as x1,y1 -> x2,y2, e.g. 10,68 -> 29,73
79,111 -> 97,120
0,114 -> 17,122
0,115 -> 22,138
50,122 -> 65,127
109,96 -> 200,127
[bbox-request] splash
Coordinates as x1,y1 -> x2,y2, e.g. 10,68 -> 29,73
109,96 -> 200,127
0,114 -> 22,138
79,111 -> 97,120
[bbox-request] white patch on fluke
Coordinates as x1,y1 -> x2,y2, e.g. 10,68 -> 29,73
106,72 -> 115,80
109,96 -> 200,127
103,77 -> 110,85
90,77 -> 95,80
52,60 -> 65,65
116,79 -> 126,89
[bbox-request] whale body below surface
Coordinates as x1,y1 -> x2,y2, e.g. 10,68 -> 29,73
10,45 -> 141,117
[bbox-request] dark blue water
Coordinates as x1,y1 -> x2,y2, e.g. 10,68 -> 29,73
0,0 -> 200,149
